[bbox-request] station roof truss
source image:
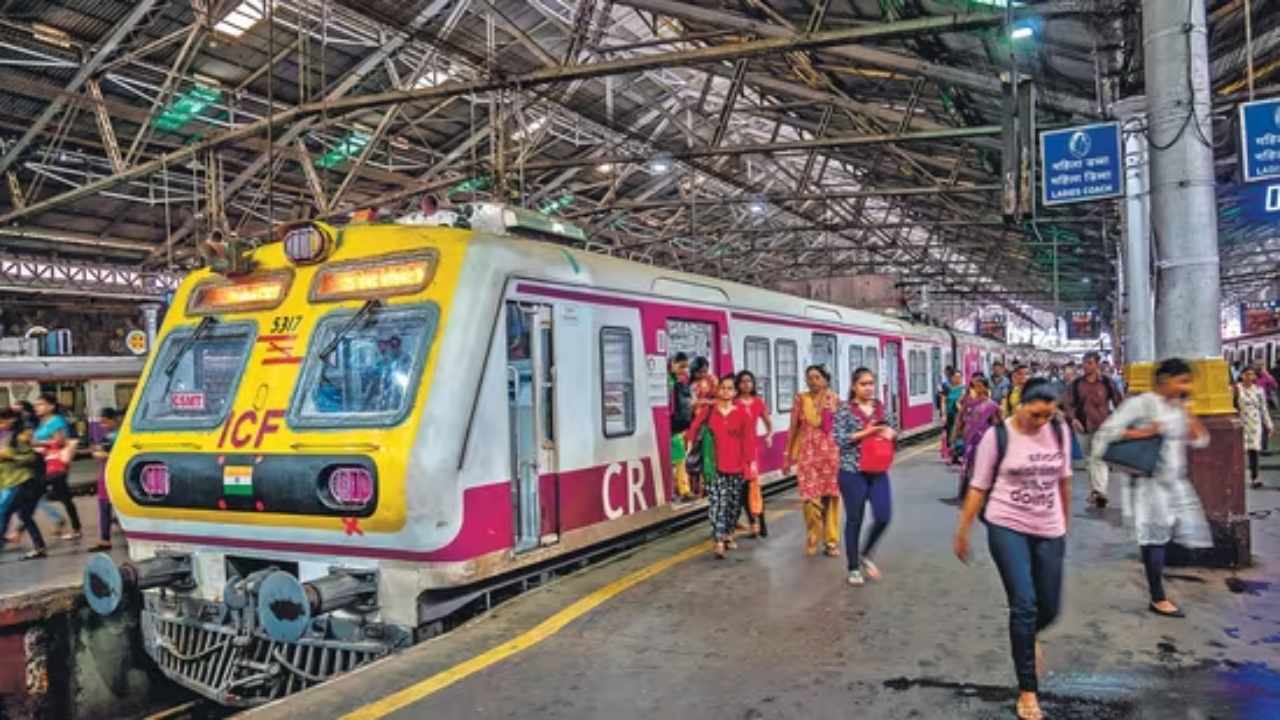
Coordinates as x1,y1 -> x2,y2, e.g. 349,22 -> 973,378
0,0 -> 1270,318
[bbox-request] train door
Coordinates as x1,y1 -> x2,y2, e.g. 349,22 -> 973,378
883,341 -> 902,424
505,302 -> 557,553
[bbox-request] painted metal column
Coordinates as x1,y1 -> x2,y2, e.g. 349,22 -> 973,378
1143,0 -> 1221,360
1122,125 -> 1155,364
141,304 -> 161,348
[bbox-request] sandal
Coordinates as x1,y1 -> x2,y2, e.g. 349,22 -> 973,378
1149,602 -> 1186,618
87,542 -> 112,552
713,542 -> 727,559
861,558 -> 881,581
824,544 -> 841,557
725,538 -> 739,551
749,521 -> 760,538
21,549 -> 46,561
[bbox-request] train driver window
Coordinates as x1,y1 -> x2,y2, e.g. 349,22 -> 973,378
291,305 -> 438,428
600,328 -> 636,438
134,322 -> 255,430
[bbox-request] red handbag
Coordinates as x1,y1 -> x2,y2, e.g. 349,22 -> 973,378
854,401 -> 895,473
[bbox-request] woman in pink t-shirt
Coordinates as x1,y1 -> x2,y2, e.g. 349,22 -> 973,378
953,378 -> 1072,720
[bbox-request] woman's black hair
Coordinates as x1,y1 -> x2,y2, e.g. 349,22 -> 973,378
970,375 -> 990,390
718,373 -> 737,386
805,364 -> 832,384
848,366 -> 875,401
690,356 -> 710,377
735,370 -> 758,396
1156,357 -> 1192,381
17,401 -> 34,417
1019,377 -> 1059,405
37,393 -> 57,408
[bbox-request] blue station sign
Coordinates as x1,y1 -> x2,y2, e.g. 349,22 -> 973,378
1040,122 -> 1123,206
1238,181 -> 1280,223
1240,98 -> 1280,182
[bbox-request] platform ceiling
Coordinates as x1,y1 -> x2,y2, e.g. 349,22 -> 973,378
0,0 -> 1272,321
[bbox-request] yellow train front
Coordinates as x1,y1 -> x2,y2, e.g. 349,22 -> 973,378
84,214 -> 474,705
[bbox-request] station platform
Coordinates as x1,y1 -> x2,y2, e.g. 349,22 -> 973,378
244,444 -> 1280,720
0,492 -> 126,624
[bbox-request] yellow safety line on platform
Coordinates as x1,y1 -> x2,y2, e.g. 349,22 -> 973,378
342,539 -> 711,720
344,439 -> 934,719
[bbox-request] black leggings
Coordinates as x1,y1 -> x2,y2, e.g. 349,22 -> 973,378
1,480 -> 47,551
45,471 -> 81,532
1141,544 -> 1168,602
1249,450 -> 1260,481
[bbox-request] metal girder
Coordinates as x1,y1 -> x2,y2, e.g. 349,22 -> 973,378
564,183 -> 1001,215
614,0 -> 1100,117
0,8 -> 1018,229
0,252 -> 178,300
86,79 -> 125,173
0,0 -> 163,175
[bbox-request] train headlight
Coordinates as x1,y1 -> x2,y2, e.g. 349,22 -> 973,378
139,463 -> 171,499
280,222 -> 336,265
323,466 -> 375,509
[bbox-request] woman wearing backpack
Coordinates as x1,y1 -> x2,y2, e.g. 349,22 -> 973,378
1091,358 -> 1212,618
954,378 -> 1072,720
833,367 -> 897,586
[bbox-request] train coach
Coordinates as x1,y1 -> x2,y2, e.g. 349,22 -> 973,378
84,203 -> 1031,705
0,355 -> 143,445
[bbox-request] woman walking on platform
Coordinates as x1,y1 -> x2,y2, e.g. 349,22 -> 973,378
1092,358 -> 1213,617
685,357 -> 716,498
954,376 -> 1000,500
686,375 -> 751,559
736,370 -> 772,538
834,368 -> 896,585
786,365 -> 841,556
1234,366 -> 1273,488
954,378 -> 1072,720
0,409 -> 48,559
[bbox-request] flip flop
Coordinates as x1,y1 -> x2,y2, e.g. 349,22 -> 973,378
1149,602 -> 1186,618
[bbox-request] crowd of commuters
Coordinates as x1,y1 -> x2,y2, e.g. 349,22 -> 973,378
0,394 -> 119,559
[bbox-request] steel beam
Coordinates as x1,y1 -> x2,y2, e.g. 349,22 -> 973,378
0,9 -> 1018,228
0,0 -> 162,175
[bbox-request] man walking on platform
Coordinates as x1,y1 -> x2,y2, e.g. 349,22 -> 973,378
1065,352 -> 1122,508
990,361 -> 1011,407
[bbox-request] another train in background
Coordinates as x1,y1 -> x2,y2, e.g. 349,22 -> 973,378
0,355 -> 144,445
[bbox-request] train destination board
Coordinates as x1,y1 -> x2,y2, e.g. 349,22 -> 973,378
1241,301 -> 1280,334
1066,309 -> 1102,340
1041,122 -> 1123,206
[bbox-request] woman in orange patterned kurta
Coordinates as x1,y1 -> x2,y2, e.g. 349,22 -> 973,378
786,365 -> 842,556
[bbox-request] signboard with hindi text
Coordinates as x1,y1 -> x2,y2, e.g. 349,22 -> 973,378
978,317 -> 1007,343
1240,98 -> 1280,182
1040,122 -> 1123,206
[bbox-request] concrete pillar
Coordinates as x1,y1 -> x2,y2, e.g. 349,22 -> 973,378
1144,0 -> 1221,359
1122,126 -> 1155,365
1143,0 -> 1246,566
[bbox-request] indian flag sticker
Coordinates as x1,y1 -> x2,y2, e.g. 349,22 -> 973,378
223,465 -> 254,497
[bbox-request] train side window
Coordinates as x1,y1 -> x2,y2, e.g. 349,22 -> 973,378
864,346 -> 878,379
848,346 -> 863,374
811,333 -> 838,395
775,340 -> 798,412
743,337 -> 772,405
290,304 -> 438,428
600,327 -> 636,438
114,383 -> 137,413
908,350 -> 927,396
930,347 -> 942,390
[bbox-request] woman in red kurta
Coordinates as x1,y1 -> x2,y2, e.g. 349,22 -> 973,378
686,374 -> 751,559
736,370 -> 773,538
786,365 -> 841,556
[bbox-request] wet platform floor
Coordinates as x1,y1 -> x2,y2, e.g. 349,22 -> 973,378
245,443 -> 1280,720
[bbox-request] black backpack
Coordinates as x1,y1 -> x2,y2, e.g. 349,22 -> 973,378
980,417 -> 1067,524
670,380 -> 693,433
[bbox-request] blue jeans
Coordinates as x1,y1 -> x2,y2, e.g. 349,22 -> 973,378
837,469 -> 892,571
987,523 -> 1065,693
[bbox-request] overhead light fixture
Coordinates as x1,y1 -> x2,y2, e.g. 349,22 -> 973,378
413,67 -> 452,89
649,152 -> 673,175
596,162 -> 614,174
214,1 -> 265,39
748,196 -> 767,214
31,23 -> 72,49
1010,24 -> 1034,41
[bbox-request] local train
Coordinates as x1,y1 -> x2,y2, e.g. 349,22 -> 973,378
0,355 -> 143,445
83,204 -> 1066,705
1224,330 -> 1280,372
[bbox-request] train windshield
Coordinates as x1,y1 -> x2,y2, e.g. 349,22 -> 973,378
289,304 -> 437,428
134,322 -> 255,430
